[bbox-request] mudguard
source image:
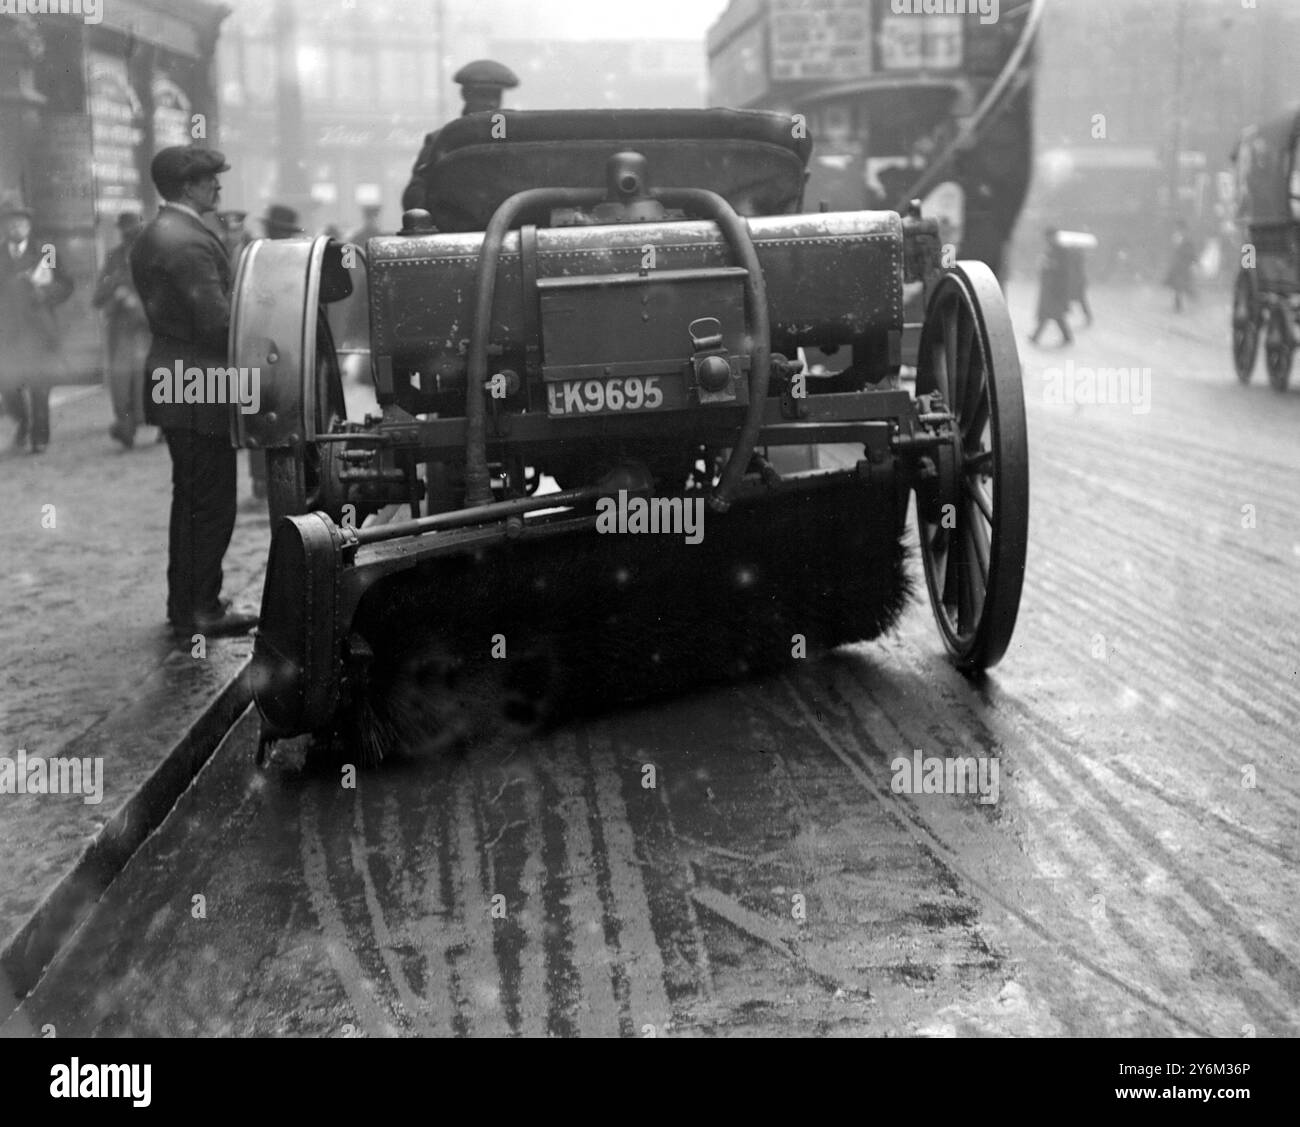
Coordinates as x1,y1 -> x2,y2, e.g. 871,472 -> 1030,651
249,512 -> 346,737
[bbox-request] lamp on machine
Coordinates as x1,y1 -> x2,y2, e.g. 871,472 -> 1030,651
587,151 -> 671,225
689,317 -> 735,395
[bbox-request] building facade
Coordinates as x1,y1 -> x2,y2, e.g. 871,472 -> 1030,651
216,0 -> 708,239
0,0 -> 227,380
218,0 -> 474,239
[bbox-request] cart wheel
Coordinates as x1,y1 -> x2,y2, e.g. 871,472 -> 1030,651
1232,271 -> 1260,384
915,263 -> 1029,671
1264,303 -> 1294,392
267,311 -> 348,527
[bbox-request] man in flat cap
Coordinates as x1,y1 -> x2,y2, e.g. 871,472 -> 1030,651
130,145 -> 256,639
0,194 -> 74,454
93,211 -> 151,449
401,59 -> 520,213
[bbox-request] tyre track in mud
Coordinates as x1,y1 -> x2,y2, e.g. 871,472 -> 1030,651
768,667 -> 1211,1036
7,659 -> 1033,1036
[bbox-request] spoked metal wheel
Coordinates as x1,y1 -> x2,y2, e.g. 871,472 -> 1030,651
266,310 -> 348,527
1264,302 -> 1294,392
1232,270 -> 1260,384
915,263 -> 1029,671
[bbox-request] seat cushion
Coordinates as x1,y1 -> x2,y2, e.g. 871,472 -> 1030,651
420,108 -> 813,231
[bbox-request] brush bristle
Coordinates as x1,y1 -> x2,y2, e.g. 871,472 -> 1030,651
334,478 -> 913,764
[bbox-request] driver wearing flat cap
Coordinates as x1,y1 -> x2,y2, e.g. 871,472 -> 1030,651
401,59 -> 520,213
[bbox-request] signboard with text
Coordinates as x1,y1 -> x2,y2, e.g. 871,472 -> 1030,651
770,0 -> 872,82
87,50 -> 145,219
708,0 -> 975,106
878,12 -> 963,70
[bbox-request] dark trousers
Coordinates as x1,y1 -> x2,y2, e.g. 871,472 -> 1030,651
163,428 -> 237,624
107,329 -> 149,435
3,385 -> 51,447
1030,316 -> 1073,345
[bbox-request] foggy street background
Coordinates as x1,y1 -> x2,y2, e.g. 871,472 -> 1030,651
1,0 -> 1297,1046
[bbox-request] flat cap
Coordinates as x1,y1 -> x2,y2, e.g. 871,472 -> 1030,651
150,146 -> 230,191
453,59 -> 519,90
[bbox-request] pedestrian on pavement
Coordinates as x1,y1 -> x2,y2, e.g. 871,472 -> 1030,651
401,59 -> 520,213
1164,219 -> 1199,313
242,204 -> 304,502
1029,226 -> 1073,346
130,145 -> 256,639
1065,245 -> 1093,327
0,194 -> 75,454
92,212 -> 152,449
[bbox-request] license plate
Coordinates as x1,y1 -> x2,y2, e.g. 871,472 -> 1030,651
547,375 -> 669,417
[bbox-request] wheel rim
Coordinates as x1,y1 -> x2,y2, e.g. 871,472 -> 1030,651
915,264 -> 1029,670
267,310 -> 347,526
1265,305 -> 1294,392
1232,273 -> 1258,383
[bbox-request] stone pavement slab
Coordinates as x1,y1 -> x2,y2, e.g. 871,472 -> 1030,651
0,385 -> 269,1010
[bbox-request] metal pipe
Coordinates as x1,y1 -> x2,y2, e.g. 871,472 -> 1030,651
352,484 -> 604,545
894,0 -> 1046,209
464,187 -> 606,506
654,187 -> 772,513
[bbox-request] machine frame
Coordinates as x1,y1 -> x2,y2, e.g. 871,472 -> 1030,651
229,108 -> 1029,760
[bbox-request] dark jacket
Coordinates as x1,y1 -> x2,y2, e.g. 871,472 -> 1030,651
92,240 -> 150,356
0,236 -> 74,393
129,205 -> 233,435
1035,242 -> 1072,322
1064,247 -> 1088,303
401,128 -> 441,212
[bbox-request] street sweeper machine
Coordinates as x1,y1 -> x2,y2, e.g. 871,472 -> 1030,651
228,108 -> 1028,766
